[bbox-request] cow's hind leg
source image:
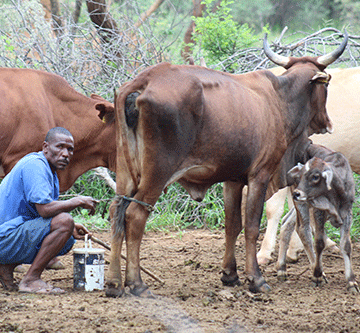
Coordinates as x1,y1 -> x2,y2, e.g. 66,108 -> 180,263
106,199 -> 128,298
124,198 -> 153,297
221,181 -> 244,287
339,215 -> 359,293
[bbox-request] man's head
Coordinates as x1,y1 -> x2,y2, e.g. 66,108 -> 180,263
43,127 -> 74,171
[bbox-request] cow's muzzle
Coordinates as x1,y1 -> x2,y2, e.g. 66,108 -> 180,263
292,189 -> 307,202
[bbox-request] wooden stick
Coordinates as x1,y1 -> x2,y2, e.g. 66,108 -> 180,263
91,236 -> 165,285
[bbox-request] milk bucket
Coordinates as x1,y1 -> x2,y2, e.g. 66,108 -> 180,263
73,235 -> 105,291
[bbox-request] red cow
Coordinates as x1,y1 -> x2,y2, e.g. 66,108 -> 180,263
0,68 -> 115,191
102,32 -> 348,296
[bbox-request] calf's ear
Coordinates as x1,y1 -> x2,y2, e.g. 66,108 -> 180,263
287,163 -> 304,186
322,167 -> 333,190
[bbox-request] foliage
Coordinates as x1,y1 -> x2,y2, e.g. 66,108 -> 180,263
62,170 -> 115,221
335,0 -> 360,29
191,0 -> 267,68
146,183 -> 225,232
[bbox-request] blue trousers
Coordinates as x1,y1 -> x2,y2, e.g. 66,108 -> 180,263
0,217 -> 75,264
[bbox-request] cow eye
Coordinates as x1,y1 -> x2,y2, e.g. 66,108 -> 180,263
311,174 -> 320,183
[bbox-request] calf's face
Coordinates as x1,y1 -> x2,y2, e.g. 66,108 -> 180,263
287,157 -> 333,202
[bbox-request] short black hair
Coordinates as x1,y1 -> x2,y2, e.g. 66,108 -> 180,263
45,127 -> 73,142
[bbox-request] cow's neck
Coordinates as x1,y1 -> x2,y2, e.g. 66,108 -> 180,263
278,70 -> 316,144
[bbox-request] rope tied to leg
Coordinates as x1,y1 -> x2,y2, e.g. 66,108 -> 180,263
115,194 -> 155,212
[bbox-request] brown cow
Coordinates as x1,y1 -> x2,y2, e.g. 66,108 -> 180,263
0,68 -> 115,191
278,144 -> 358,293
102,32 -> 348,297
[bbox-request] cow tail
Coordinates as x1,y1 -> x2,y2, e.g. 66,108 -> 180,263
112,86 -> 140,238
112,195 -> 131,239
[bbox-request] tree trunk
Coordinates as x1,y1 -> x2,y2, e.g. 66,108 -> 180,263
73,0 -> 83,24
40,0 -> 51,20
181,0 -> 205,63
86,0 -> 120,44
50,0 -> 63,36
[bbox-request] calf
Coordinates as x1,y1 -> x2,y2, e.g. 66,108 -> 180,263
276,144 -> 359,293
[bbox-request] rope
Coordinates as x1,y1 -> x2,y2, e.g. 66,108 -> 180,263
115,194 -> 155,212
59,193 -> 155,213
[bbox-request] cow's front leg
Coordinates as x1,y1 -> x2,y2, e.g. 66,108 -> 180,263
339,215 -> 359,293
221,181 -> 244,286
312,209 -> 327,287
106,200 -> 125,298
245,178 -> 270,293
276,207 -> 297,280
294,202 -> 316,268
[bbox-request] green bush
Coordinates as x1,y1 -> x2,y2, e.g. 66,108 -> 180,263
191,0 -> 268,70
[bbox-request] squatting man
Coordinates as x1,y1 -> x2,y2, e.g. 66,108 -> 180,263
0,127 -> 98,294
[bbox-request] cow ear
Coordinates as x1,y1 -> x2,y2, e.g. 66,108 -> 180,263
310,72 -> 331,84
96,103 -> 115,124
287,163 -> 304,186
91,94 -> 115,124
322,167 -> 333,190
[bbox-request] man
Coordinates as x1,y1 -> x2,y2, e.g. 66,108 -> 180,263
0,127 -> 98,294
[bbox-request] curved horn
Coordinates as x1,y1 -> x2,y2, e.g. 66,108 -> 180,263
317,30 -> 348,67
263,33 -> 290,67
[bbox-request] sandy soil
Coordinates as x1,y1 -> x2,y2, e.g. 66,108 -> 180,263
1,229 -> 360,333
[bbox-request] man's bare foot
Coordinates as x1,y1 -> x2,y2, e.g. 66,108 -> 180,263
0,264 -> 18,291
19,279 -> 65,294
46,257 -> 65,270
14,265 -> 26,273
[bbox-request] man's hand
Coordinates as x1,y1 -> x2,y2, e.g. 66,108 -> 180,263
35,196 -> 98,219
73,223 -> 92,240
76,196 -> 98,216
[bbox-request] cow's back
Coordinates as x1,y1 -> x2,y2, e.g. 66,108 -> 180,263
310,68 -> 360,174
0,67 -> 105,179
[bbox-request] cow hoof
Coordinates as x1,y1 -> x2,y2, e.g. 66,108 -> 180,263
347,282 -> 359,294
311,274 -> 328,287
105,282 -> 124,298
277,270 -> 288,282
247,276 -> 271,294
257,255 -> 272,266
221,272 -> 241,287
286,254 -> 300,263
129,285 -> 155,298
326,244 -> 340,254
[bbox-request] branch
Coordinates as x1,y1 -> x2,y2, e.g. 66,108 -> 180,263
93,167 -> 116,192
134,0 -> 165,29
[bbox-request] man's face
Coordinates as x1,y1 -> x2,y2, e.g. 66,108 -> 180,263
43,133 -> 74,171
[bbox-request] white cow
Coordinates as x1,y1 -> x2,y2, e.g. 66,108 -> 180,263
257,67 -> 360,265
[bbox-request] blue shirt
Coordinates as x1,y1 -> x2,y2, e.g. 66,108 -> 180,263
0,152 -> 59,237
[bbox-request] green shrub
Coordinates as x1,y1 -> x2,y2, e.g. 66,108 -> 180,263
191,0 -> 268,70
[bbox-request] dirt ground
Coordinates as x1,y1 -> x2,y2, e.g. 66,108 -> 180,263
1,229 -> 360,333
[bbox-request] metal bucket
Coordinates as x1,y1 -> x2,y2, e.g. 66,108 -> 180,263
73,235 -> 105,291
